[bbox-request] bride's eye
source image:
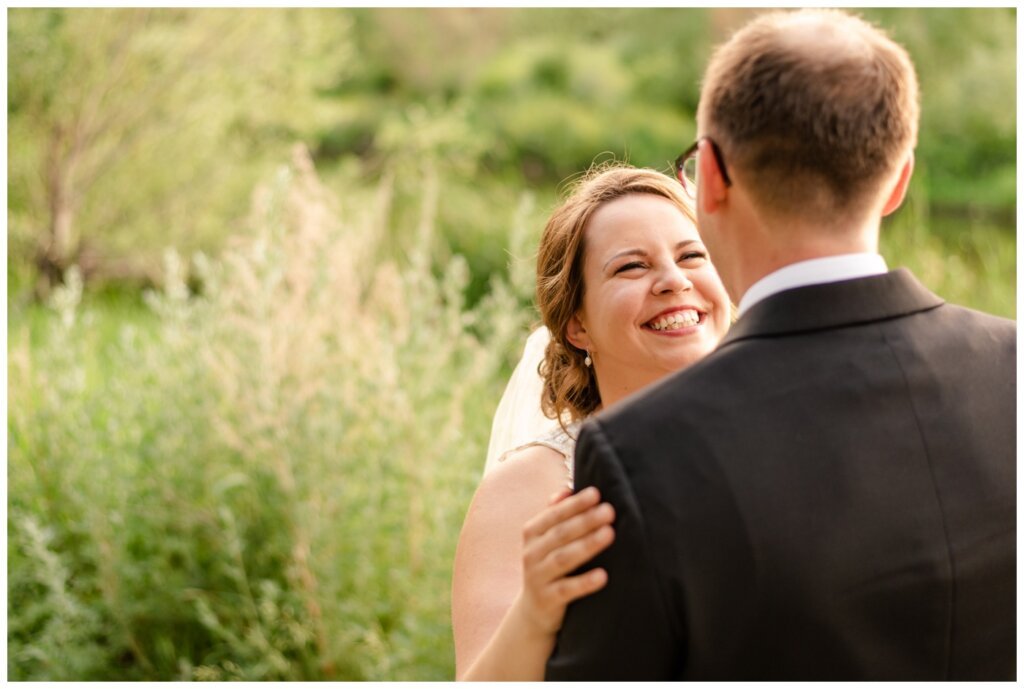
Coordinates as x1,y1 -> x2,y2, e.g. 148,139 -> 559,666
615,261 -> 644,274
678,251 -> 707,264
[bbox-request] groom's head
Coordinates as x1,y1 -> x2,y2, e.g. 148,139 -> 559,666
693,10 -> 919,295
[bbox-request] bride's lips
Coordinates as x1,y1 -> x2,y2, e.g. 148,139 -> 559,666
642,306 -> 708,334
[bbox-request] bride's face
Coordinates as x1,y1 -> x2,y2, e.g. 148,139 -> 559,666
567,193 -> 730,400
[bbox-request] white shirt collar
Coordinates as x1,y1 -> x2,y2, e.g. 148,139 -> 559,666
737,253 -> 889,317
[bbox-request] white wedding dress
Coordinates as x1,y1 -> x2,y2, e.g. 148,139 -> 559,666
485,326 -> 581,488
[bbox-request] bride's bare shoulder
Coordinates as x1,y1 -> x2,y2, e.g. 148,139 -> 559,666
454,445 -> 569,602
473,444 -> 568,512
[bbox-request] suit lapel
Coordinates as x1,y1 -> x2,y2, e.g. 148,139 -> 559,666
719,269 -> 945,347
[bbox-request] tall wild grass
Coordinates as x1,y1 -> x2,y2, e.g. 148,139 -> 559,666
8,146 -> 536,680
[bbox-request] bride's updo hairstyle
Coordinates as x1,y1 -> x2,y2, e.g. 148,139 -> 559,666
536,164 -> 696,426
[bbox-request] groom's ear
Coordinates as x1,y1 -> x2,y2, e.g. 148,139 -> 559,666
698,138 -> 729,215
881,152 -> 914,217
565,313 -> 591,351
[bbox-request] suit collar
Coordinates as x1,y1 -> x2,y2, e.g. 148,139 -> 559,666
719,269 -> 944,347
737,253 -> 888,317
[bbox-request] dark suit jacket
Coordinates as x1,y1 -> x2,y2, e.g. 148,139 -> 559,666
546,269 -> 1016,680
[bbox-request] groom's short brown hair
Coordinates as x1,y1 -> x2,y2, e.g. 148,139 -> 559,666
698,9 -> 919,220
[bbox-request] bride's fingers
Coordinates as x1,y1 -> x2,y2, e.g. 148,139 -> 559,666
548,567 -> 609,607
535,523 -> 615,581
525,499 -> 615,568
522,486 -> 601,544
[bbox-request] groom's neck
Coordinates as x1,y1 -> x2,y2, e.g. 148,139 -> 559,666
725,213 -> 883,306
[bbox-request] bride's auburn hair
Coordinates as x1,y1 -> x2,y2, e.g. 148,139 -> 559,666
536,164 -> 697,425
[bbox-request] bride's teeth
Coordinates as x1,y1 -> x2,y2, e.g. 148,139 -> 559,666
649,309 -> 701,330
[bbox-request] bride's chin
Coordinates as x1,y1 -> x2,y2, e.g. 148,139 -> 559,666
662,347 -> 712,372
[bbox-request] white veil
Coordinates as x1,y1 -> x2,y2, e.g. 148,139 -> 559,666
484,326 -> 560,476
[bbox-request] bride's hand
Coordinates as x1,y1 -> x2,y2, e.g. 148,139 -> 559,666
514,486 -> 615,637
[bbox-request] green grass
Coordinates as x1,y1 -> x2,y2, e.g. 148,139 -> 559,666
880,189 -> 1015,320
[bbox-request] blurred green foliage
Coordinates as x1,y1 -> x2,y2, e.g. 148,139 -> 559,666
7,8 -> 1015,306
8,9 -> 352,295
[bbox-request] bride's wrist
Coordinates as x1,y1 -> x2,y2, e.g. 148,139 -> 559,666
509,592 -> 559,643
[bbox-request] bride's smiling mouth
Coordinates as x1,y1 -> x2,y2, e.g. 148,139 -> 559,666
643,307 -> 707,332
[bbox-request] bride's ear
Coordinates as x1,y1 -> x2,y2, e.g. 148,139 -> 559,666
565,313 -> 591,351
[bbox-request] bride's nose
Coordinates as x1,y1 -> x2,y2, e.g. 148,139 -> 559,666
652,265 -> 693,295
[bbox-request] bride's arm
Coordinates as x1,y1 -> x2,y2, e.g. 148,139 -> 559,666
451,446 -> 615,681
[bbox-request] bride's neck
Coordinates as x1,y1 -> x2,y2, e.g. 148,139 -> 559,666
592,368 -> 665,414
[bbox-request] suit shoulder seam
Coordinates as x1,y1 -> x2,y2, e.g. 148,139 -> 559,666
878,322 -> 955,678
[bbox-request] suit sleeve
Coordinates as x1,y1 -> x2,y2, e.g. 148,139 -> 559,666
545,419 -> 682,680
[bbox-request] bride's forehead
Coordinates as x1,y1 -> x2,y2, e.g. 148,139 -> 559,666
586,200 -> 698,249
589,193 -> 692,226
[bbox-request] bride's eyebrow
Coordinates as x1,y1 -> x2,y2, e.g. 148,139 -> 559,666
603,240 -> 700,271
603,249 -> 647,271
